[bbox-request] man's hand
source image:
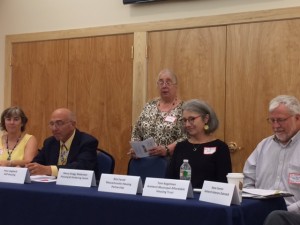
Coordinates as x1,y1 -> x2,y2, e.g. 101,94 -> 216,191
26,162 -> 52,176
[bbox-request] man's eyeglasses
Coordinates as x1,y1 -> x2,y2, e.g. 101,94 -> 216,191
48,120 -> 71,128
266,115 -> 293,125
181,116 -> 202,125
157,80 -> 176,87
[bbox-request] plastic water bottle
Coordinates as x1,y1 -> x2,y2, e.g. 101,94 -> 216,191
179,159 -> 191,180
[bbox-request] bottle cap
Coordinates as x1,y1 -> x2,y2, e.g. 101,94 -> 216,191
183,159 -> 188,163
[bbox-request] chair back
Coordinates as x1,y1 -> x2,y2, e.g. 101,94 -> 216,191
97,149 -> 115,180
127,156 -> 168,184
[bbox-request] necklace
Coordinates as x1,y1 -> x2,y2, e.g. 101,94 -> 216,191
6,135 -> 21,161
192,144 -> 201,151
153,99 -> 180,146
157,98 -> 177,111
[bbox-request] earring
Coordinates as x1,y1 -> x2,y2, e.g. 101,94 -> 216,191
204,124 -> 209,130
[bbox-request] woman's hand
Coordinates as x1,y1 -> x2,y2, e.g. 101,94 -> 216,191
0,160 -> 10,167
127,148 -> 138,159
148,146 -> 167,156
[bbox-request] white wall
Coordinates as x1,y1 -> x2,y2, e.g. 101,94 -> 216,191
1,0 -> 300,112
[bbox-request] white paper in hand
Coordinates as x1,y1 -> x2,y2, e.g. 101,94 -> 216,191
130,137 -> 157,158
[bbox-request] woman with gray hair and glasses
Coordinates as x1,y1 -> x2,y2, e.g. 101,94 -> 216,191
0,106 -> 38,167
167,99 -> 232,188
129,68 -> 186,158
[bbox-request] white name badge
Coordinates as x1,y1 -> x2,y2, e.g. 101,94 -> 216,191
142,178 -> 194,200
200,180 -> 240,206
165,116 -> 176,123
0,167 -> 30,184
98,174 -> 143,195
56,168 -> 96,187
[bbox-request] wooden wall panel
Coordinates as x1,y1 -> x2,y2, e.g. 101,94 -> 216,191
9,9 -> 300,176
147,27 -> 227,139
11,40 -> 69,146
68,34 -> 134,174
226,18 -> 300,172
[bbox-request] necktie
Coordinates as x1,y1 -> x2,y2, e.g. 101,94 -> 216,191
58,144 -> 68,165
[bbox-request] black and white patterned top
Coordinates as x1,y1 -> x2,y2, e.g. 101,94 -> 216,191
131,98 -> 186,146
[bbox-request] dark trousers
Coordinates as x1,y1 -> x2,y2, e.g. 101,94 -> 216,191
264,210 -> 300,225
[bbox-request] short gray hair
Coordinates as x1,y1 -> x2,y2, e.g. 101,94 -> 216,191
157,68 -> 177,84
269,95 -> 300,114
182,99 -> 219,134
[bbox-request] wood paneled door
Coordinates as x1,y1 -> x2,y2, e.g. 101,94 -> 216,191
226,18 -> 300,172
11,40 -> 69,144
147,26 -> 227,140
147,18 -> 300,172
11,34 -> 134,174
68,35 -> 133,174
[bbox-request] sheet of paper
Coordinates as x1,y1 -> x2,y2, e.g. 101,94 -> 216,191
30,175 -> 57,182
242,188 -> 293,198
193,188 -> 202,193
130,137 -> 157,158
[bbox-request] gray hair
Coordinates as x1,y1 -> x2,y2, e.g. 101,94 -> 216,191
157,68 -> 177,84
269,95 -> 300,114
182,99 -> 219,134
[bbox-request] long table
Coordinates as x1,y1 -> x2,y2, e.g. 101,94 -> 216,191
0,182 -> 287,225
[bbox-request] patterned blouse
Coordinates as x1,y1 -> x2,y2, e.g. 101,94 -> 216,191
131,98 -> 186,146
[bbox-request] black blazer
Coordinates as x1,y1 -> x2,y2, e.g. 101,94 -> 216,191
33,129 -> 98,173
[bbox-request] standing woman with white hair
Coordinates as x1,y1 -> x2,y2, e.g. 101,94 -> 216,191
167,99 -> 232,188
129,68 -> 186,158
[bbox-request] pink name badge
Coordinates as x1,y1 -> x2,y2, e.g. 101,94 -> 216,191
289,173 -> 300,185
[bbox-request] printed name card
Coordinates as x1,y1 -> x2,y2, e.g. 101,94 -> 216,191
98,174 -> 143,195
56,169 -> 96,187
142,178 -> 194,200
200,181 -> 240,206
0,167 -> 30,184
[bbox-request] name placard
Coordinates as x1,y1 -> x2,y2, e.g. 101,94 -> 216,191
98,174 -> 143,195
200,180 -> 240,206
56,169 -> 96,187
142,178 -> 194,200
0,167 -> 30,184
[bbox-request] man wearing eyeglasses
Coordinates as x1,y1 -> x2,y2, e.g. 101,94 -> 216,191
243,95 -> 300,213
26,108 -> 98,177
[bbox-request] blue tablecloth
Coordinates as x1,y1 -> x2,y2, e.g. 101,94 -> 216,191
0,182 -> 287,225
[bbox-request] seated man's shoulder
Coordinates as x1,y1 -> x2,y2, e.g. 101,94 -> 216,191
43,136 -> 58,145
76,130 -> 98,143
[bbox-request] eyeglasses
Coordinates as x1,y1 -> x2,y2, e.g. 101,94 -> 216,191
157,80 -> 176,87
266,115 -> 293,125
181,116 -> 202,125
48,120 -> 71,128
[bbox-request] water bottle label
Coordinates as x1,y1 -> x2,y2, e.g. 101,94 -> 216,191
183,170 -> 189,177
180,170 -> 191,180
